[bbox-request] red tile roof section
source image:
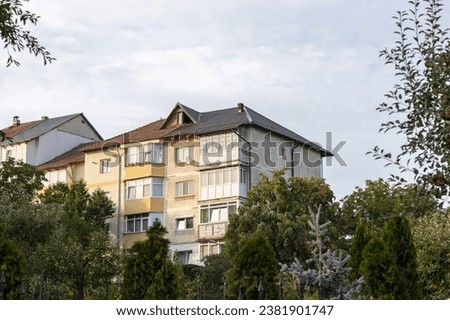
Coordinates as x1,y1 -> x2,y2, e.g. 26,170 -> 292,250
80,119 -> 176,152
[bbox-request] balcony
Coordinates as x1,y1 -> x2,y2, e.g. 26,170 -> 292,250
198,222 -> 228,240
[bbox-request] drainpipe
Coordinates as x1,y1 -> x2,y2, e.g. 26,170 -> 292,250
233,128 -> 251,191
291,142 -> 299,178
116,147 -> 123,249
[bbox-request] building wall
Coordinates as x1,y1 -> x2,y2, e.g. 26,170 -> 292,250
0,142 -> 27,162
26,129 -> 96,166
58,115 -> 102,141
165,139 -> 200,262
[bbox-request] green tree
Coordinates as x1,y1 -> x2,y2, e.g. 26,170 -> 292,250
225,170 -> 338,265
200,253 -> 231,300
381,215 -> 421,299
360,236 -> 394,299
0,157 -> 45,202
348,218 -> 373,281
341,179 -> 438,234
412,212 -> 450,299
225,227 -> 279,299
37,180 -> 118,299
369,0 -> 450,199
122,222 -> 181,300
0,0 -> 55,66
0,226 -> 25,299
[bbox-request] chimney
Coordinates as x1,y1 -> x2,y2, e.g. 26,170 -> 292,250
237,102 -> 244,113
12,116 -> 20,126
41,115 -> 49,120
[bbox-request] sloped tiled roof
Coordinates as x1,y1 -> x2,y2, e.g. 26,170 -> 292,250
1,113 -> 102,146
164,104 -> 332,156
1,120 -> 40,139
80,119 -> 176,152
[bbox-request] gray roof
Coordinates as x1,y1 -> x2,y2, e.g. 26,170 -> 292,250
1,113 -> 95,145
164,105 -> 332,156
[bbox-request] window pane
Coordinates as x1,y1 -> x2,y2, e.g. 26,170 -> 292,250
127,220 -> 134,233
200,208 -> 208,223
152,178 -> 163,197
143,184 -> 151,197
135,220 -> 141,232
186,217 -> 193,229
150,213 -> 162,226
127,186 -> 136,199
142,217 -> 149,230
177,219 -> 186,230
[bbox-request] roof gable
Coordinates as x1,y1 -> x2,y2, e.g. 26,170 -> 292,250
160,102 -> 200,129
0,113 -> 102,146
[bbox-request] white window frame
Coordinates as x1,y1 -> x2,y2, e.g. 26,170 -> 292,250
176,217 -> 194,231
125,212 -> 162,234
200,242 -> 223,260
176,250 -> 192,265
126,143 -> 165,166
100,159 -> 112,173
200,201 -> 237,224
125,177 -> 164,200
175,180 -> 194,197
175,146 -> 194,164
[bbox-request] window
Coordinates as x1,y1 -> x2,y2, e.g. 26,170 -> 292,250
200,202 -> 237,223
152,178 -> 164,197
100,159 -> 111,173
125,212 -> 162,234
240,167 -> 247,184
125,177 -> 164,200
176,250 -> 192,265
44,170 -> 67,186
200,167 -> 237,186
126,143 -> 164,166
175,180 -> 194,197
175,146 -> 194,164
200,243 -> 222,260
176,217 -> 194,231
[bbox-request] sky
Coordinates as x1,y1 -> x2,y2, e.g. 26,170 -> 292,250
1,0 -> 449,200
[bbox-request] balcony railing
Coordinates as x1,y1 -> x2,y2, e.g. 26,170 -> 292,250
198,221 -> 228,240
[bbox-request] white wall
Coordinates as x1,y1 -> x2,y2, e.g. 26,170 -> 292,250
29,129 -> 94,166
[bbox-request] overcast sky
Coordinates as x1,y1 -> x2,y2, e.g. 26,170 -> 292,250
2,0 -> 449,200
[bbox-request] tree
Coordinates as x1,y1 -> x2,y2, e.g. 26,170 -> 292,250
122,222 -> 181,300
0,157 -> 45,203
281,207 -> 357,300
225,227 -> 279,299
199,253 -> 231,300
0,0 -> 55,66
36,180 -> 118,299
359,236 -> 394,299
412,212 -> 450,299
369,0 -> 450,199
381,215 -> 421,299
348,218 -> 373,281
0,226 -> 25,299
341,179 -> 439,234
225,170 -> 338,265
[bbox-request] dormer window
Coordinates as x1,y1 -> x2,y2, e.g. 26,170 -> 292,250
176,112 -> 193,125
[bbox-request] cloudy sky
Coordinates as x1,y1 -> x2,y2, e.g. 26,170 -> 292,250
2,0 -> 448,200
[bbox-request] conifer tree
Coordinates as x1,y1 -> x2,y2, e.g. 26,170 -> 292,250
382,215 -> 421,299
348,218 -> 373,281
360,236 -> 393,299
122,222 -> 181,299
225,227 -> 279,299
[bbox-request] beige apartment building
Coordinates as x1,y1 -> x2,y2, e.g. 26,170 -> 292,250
35,102 -> 332,265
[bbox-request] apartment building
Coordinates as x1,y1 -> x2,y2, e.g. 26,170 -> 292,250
33,103 -> 332,265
